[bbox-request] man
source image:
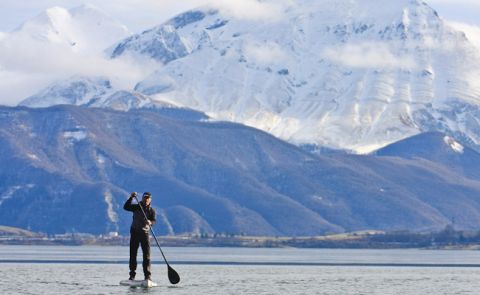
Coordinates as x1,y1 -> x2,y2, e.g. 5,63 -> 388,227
124,191 -> 156,281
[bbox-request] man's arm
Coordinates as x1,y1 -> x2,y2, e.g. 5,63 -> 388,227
123,192 -> 137,212
148,208 -> 156,226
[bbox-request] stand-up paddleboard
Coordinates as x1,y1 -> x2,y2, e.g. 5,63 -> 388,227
120,279 -> 158,288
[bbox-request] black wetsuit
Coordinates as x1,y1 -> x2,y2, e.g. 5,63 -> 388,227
124,197 -> 156,279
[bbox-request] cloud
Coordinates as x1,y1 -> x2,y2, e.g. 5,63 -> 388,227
427,0 -> 480,26
322,42 -> 416,70
208,0 -> 287,22
244,41 -> 288,65
0,0 -> 208,33
446,21 -> 480,50
144,0 -> 288,22
0,33 -> 161,106
1,0 -> 290,37
428,0 -> 480,6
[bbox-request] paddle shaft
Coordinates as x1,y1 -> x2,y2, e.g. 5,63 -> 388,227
133,195 -> 169,265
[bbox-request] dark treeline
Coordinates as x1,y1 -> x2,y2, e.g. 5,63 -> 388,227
275,225 -> 480,249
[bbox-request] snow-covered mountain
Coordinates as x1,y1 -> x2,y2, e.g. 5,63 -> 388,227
11,4 -> 130,54
0,4 -> 135,105
19,76 -> 114,107
18,76 -> 187,112
95,90 -> 164,111
108,0 -> 480,153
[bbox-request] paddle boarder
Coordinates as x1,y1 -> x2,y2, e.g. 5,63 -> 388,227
124,192 -> 156,281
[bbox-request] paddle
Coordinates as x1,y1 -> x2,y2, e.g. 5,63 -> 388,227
133,194 -> 180,285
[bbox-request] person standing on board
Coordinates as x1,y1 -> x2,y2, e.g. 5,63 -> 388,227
124,192 -> 156,281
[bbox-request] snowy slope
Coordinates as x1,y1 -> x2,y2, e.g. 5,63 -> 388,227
109,0 -> 480,153
18,76 -> 190,113
19,76 -> 114,107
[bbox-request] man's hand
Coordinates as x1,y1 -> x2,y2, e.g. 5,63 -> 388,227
146,220 -> 152,226
130,192 -> 137,199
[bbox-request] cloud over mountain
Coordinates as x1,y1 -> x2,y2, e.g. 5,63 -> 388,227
0,4 -> 158,106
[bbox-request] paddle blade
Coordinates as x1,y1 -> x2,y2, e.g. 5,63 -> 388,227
168,265 -> 180,284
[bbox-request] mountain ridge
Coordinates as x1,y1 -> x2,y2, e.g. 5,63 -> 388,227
12,4 -> 130,54
1,105 -> 480,235
15,0 -> 480,154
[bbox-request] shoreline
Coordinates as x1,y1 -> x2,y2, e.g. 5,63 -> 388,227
1,234 -> 480,250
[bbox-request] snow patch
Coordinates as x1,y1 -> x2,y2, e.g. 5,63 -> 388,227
63,129 -> 87,141
443,136 -> 464,154
26,153 -> 39,160
104,191 -> 118,223
97,154 -> 106,164
158,211 -> 174,235
0,186 -> 21,206
0,186 -> 21,205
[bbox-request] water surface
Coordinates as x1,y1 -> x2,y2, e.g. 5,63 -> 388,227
1,246 -> 479,294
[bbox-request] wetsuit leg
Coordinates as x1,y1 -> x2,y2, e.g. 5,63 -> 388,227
140,231 -> 151,279
129,229 -> 140,278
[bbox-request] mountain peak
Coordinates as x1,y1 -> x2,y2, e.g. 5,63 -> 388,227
11,4 -> 130,53
71,3 -> 103,11
120,0 -> 480,153
19,76 -> 113,107
14,0 -> 480,155
374,132 -> 475,159
44,6 -> 70,19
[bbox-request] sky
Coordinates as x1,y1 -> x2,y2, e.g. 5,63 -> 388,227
0,0 -> 479,106
0,0 -> 479,33
428,0 -> 480,25
0,1 -> 172,33
0,0 -> 225,33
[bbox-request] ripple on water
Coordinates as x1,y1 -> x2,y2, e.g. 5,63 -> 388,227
1,264 -> 480,294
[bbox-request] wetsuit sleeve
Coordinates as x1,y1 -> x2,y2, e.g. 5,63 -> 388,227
149,208 -> 156,226
123,197 -> 135,211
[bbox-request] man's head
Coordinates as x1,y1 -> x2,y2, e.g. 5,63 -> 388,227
142,192 -> 152,206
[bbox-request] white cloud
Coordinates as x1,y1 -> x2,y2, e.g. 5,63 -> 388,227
244,41 -> 288,65
0,0 -> 289,33
0,35 -> 161,105
429,0 -> 480,6
0,2 -> 167,106
427,0 -> 480,26
322,42 -> 416,70
446,21 -> 480,51
0,0 -> 291,106
0,0 -> 207,33
208,0 -> 286,22
144,0 -> 287,22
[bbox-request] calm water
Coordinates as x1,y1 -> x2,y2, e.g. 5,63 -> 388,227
1,246 -> 480,294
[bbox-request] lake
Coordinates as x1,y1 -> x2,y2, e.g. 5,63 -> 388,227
1,246 -> 480,294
